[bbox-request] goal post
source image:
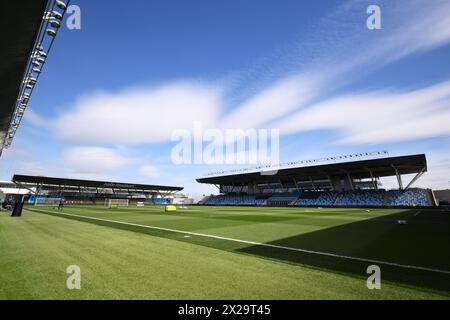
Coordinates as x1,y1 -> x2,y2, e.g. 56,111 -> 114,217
105,198 -> 129,207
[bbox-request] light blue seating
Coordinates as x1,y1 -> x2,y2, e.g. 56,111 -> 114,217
266,192 -> 299,205
295,192 -> 338,206
335,190 -> 385,207
205,189 -> 431,207
387,189 -> 429,206
205,195 -> 257,205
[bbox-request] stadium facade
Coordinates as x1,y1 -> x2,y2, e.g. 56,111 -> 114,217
197,153 -> 437,208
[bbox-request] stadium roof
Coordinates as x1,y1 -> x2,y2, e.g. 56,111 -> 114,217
12,174 -> 183,192
196,154 -> 427,185
0,1 -> 48,153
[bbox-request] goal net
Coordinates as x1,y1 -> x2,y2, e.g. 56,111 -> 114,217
105,198 -> 129,207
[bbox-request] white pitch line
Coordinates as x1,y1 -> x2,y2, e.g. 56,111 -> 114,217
40,210 -> 450,275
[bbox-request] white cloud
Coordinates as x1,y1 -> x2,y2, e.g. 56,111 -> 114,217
221,75 -> 320,129
221,0 -> 450,134
24,109 -> 47,128
61,147 -> 136,174
52,82 -> 222,144
273,81 -> 450,144
378,0 -> 450,64
139,165 -> 160,178
37,0 -> 450,148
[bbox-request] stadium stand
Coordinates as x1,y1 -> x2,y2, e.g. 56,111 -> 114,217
199,154 -> 434,208
294,192 -> 338,206
11,175 -> 183,207
335,190 -> 385,207
205,189 -> 432,208
387,189 -> 430,207
205,194 -> 258,206
266,192 -> 299,206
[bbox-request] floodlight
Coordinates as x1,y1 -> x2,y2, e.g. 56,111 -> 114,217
33,68 -> 42,73
36,57 -> 45,63
56,0 -> 67,10
50,20 -> 61,28
32,60 -> 41,67
46,28 -> 57,37
51,11 -> 63,20
37,50 -> 47,57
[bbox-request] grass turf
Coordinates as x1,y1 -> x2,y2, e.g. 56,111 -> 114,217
0,205 -> 449,299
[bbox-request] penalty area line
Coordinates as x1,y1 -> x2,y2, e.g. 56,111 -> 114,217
42,210 -> 450,276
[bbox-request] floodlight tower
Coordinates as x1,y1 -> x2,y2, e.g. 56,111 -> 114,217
0,0 -> 70,157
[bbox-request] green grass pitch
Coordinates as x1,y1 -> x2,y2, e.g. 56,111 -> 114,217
0,205 -> 449,299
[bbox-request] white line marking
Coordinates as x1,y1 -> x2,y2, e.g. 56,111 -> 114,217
36,209 -> 450,275
414,211 -> 421,217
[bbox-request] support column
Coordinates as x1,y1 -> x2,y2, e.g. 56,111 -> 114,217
293,178 -> 300,192
404,167 -> 425,190
367,168 -> 378,190
392,165 -> 403,190
346,172 -> 354,191
279,179 -> 285,192
309,177 -> 317,191
326,174 -> 334,191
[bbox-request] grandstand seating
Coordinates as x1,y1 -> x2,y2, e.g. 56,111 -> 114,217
387,189 -> 429,206
205,195 -> 258,206
335,190 -> 385,207
266,192 -> 299,206
205,189 -> 432,207
294,192 -> 338,206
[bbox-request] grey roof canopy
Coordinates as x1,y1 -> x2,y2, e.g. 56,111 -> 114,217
12,174 -> 184,192
0,1 -> 48,151
196,154 -> 427,185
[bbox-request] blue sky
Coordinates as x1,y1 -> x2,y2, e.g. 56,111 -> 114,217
2,0 -> 450,195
